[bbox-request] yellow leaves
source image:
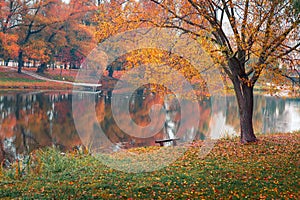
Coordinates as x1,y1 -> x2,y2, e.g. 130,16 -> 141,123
96,0 -> 147,43
198,35 -> 227,66
115,47 -> 209,99
238,76 -> 254,88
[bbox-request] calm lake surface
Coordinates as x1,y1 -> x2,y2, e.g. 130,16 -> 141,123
1,90 -> 300,163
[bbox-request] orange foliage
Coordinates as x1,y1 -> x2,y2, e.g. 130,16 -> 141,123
0,32 -> 19,60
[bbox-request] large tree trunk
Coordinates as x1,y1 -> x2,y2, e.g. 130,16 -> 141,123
108,66 -> 114,77
37,62 -> 47,73
17,50 -> 23,73
232,78 -> 257,143
4,59 -> 9,66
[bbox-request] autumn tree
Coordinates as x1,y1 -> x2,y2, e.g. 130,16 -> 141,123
95,0 -> 299,142
0,0 -> 97,73
95,0 -> 174,77
15,0 -> 61,73
0,32 -> 19,65
133,0 -> 300,143
35,0 -> 97,73
0,0 -> 69,73
0,0 -> 21,64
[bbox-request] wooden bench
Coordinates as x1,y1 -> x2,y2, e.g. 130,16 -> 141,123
155,138 -> 180,147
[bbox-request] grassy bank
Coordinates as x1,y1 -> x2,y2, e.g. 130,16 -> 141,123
0,133 -> 299,199
0,67 -> 72,90
41,68 -> 77,82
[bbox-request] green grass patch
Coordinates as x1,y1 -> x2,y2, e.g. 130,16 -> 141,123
42,73 -> 75,82
0,133 -> 299,199
0,72 -> 44,83
0,77 -> 44,83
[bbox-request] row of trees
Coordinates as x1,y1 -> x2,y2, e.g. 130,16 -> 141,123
0,0 -> 97,73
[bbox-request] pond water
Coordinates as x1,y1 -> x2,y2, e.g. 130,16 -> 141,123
0,90 -> 300,164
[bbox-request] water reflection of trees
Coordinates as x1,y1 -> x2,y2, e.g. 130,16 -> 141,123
260,97 -> 300,133
0,89 -> 217,163
224,95 -> 300,134
78,89 -> 212,152
3,91 -> 298,164
0,92 -> 80,165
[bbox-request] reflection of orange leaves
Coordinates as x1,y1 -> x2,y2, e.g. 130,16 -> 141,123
26,110 -> 51,147
52,101 -> 81,148
96,100 -> 105,122
55,101 -> 70,123
0,115 -> 16,138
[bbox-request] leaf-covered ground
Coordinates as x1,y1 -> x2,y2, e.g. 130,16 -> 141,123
0,133 -> 299,199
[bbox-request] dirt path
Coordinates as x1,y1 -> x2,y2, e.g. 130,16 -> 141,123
23,70 -> 103,92
22,70 -> 75,85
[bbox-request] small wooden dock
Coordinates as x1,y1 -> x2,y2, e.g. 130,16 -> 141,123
155,138 -> 180,146
72,82 -> 102,92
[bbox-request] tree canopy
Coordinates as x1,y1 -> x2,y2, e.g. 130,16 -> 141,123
0,0 -> 97,72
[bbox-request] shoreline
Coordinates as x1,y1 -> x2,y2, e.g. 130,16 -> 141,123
1,66 -> 299,98
0,84 -> 73,90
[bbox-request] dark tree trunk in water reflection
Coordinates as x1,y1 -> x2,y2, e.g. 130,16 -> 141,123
106,90 -> 112,104
0,141 -> 4,165
16,94 -> 29,154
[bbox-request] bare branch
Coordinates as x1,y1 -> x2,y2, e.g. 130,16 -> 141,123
241,0 -> 249,45
265,19 -> 300,58
222,0 -> 242,49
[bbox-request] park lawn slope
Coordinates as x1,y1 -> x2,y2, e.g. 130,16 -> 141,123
0,67 -> 72,90
0,133 -> 299,199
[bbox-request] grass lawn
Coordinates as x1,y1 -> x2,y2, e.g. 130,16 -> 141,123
0,133 -> 299,199
41,68 -> 77,82
0,71 -> 44,83
0,67 -> 72,90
